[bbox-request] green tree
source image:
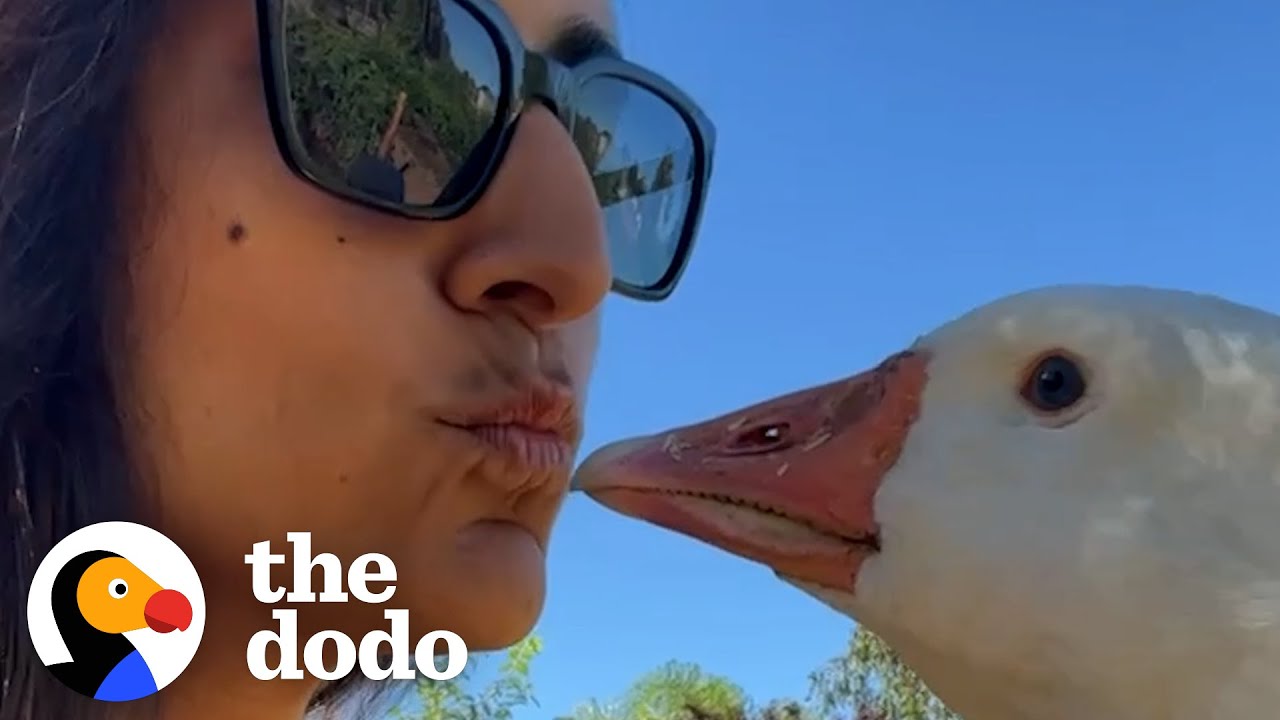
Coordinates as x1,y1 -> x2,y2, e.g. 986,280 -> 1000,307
376,620 -> 957,720
284,2 -> 489,176
559,661 -> 749,720
558,625 -> 960,720
558,661 -> 821,720
623,661 -> 749,720
392,634 -> 542,720
807,627 -> 960,720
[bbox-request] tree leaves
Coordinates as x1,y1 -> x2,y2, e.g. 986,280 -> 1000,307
550,626 -> 960,720
388,624 -> 959,720
394,635 -> 542,720
808,627 -> 961,720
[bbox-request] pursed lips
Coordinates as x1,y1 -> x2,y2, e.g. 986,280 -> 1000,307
436,382 -> 580,472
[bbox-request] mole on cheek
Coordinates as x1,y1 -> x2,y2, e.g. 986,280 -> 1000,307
227,219 -> 247,243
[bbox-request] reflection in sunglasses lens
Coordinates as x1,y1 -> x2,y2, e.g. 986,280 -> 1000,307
577,77 -> 696,290
281,0 -> 502,207
279,0 -> 699,292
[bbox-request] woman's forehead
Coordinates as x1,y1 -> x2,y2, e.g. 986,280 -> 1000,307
499,0 -> 617,50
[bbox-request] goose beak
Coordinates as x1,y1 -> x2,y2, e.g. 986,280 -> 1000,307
573,350 -> 928,592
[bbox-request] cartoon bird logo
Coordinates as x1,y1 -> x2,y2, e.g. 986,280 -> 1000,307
27,521 -> 206,703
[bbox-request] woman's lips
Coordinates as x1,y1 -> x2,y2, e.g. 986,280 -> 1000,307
454,423 -> 574,469
436,381 -> 580,471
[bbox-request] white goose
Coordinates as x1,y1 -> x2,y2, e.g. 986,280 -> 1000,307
574,285 -> 1280,720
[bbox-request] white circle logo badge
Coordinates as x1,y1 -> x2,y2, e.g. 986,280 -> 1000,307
26,521 -> 206,702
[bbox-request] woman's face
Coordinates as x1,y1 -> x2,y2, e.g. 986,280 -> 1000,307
121,0 -> 615,652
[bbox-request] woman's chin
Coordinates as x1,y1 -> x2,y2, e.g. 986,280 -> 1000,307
400,519 -> 548,651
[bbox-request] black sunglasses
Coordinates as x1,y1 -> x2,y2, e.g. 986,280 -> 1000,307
255,0 -> 716,301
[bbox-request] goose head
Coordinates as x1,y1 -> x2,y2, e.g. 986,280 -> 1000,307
575,285 -> 1280,720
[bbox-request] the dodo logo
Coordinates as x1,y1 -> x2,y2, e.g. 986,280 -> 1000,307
26,521 -> 206,702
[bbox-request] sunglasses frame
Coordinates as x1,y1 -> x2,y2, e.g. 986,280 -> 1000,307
255,0 -> 716,301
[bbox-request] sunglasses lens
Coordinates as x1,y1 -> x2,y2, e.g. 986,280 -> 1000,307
574,76 -> 699,292
276,1 -> 706,294
279,0 -> 503,207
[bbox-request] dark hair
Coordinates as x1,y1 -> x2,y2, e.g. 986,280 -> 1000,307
1,1 -> 159,717
0,2 -> 380,717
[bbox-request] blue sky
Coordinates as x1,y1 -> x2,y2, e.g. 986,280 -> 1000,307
494,0 -> 1280,717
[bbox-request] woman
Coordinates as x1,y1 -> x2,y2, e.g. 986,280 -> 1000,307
0,0 -> 713,718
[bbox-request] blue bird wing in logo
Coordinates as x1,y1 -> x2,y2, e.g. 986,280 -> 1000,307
93,649 -> 159,702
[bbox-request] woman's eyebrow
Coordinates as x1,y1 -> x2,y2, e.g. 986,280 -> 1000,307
545,15 -> 621,65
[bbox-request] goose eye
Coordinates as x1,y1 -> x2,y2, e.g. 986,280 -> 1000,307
726,422 -> 792,453
108,579 -> 128,599
1020,353 -> 1087,413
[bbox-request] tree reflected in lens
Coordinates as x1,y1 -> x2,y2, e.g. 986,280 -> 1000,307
282,0 -> 500,205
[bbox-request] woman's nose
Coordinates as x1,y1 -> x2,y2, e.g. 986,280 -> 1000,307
441,106 -> 612,329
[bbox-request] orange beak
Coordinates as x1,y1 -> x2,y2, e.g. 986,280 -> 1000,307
144,588 -> 193,633
573,350 -> 928,592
